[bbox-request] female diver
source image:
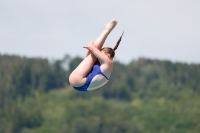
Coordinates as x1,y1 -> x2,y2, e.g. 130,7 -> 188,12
69,19 -> 123,91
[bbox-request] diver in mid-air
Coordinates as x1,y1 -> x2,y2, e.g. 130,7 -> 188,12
69,19 -> 124,91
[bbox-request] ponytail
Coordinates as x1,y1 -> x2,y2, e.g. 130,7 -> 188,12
113,31 -> 124,51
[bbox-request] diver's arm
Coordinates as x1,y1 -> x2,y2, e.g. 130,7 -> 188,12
83,42 -> 111,65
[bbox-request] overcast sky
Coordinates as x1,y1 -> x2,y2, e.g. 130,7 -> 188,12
0,0 -> 200,64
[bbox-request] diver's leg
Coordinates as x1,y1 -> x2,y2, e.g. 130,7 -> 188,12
69,52 -> 97,87
69,20 -> 117,86
86,19 -> 118,56
93,19 -> 117,50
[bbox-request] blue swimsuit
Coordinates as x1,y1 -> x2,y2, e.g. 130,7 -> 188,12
73,62 -> 110,91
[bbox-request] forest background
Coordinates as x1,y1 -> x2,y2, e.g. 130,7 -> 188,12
0,54 -> 200,133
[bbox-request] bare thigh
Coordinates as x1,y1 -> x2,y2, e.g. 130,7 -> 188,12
69,53 -> 97,87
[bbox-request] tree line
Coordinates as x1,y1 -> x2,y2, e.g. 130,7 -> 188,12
0,54 -> 200,133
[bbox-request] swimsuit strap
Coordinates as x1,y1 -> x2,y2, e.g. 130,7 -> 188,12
101,72 -> 109,80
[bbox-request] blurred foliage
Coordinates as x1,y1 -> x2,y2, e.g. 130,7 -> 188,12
0,54 -> 200,133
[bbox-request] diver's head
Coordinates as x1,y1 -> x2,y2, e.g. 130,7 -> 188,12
101,47 -> 115,60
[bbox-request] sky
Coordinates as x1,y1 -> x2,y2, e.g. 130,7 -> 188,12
0,0 -> 200,64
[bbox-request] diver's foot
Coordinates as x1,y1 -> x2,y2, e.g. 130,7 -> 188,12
104,19 -> 118,31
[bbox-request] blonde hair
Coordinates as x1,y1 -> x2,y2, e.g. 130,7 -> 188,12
101,31 -> 124,59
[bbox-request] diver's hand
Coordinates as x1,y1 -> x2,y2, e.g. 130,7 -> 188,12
83,41 -> 95,50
